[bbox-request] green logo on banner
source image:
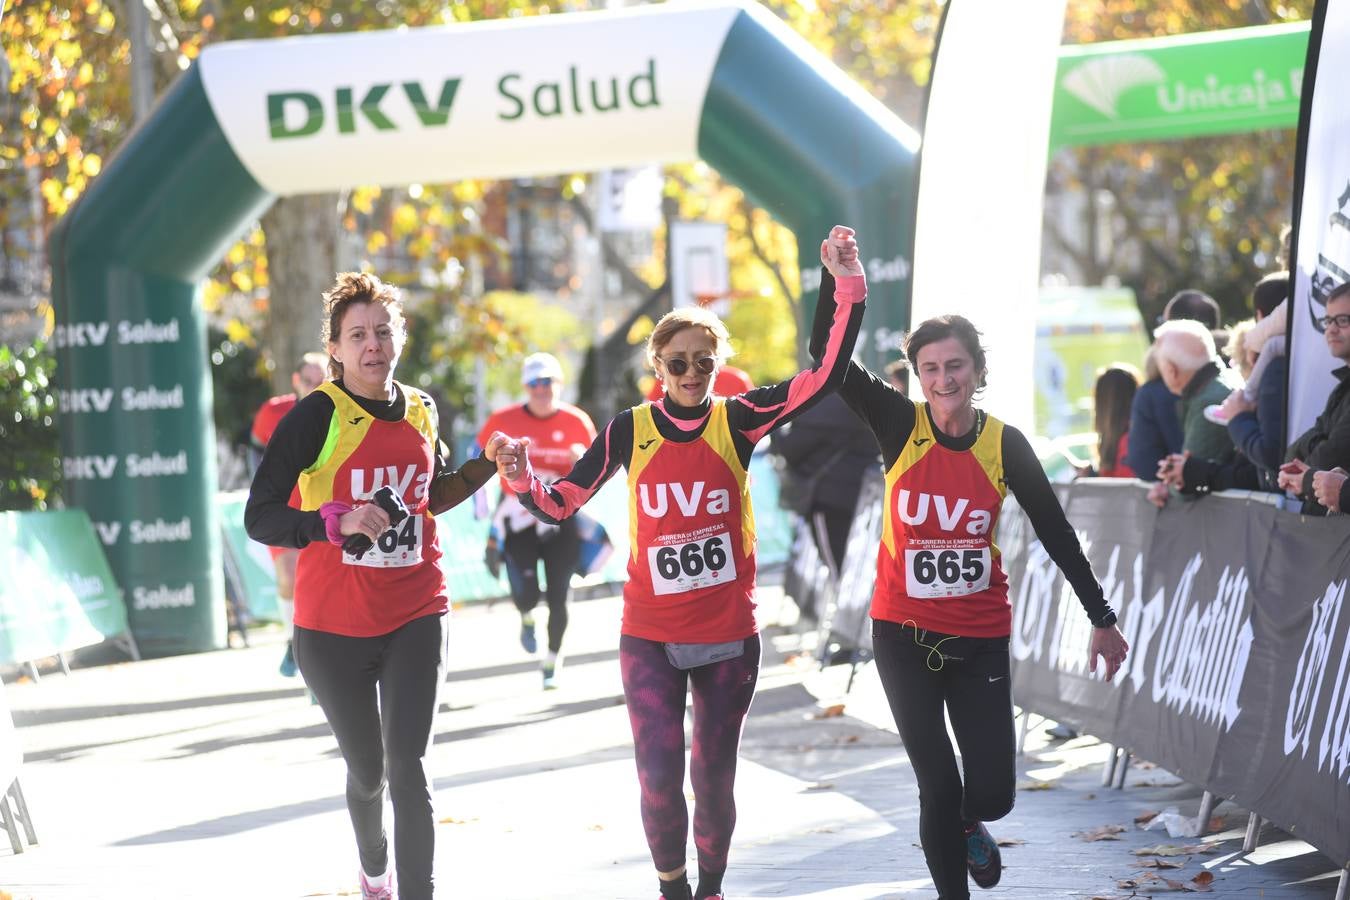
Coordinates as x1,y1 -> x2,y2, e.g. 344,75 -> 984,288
269,79 -> 462,139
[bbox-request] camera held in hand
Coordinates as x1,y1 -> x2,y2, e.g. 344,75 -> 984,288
342,486 -> 410,560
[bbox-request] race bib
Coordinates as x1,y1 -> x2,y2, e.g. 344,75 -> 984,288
647,531 -> 737,596
343,514 -> 424,569
904,546 -> 991,599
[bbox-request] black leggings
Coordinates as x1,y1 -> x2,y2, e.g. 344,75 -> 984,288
294,613 -> 447,900
503,518 -> 580,654
871,619 -> 1015,900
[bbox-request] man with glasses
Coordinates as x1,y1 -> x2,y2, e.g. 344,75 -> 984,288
1278,282 -> 1350,514
477,352 -> 597,687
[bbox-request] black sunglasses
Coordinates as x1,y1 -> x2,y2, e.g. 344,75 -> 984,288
660,356 -> 717,376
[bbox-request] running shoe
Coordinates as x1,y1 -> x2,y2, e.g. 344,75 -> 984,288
519,616 -> 538,655
542,661 -> 558,690
359,870 -> 393,900
965,821 -> 1002,889
278,641 -> 297,678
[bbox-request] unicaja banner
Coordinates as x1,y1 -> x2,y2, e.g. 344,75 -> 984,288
1287,0 -> 1350,444
199,5 -> 738,195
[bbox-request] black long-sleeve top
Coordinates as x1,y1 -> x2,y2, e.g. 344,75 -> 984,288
245,380 -> 495,548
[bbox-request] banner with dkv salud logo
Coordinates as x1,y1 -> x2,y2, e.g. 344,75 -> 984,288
197,5 -> 739,196
0,509 -> 129,666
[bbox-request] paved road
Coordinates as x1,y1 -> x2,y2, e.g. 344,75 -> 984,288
1,588 -> 1343,899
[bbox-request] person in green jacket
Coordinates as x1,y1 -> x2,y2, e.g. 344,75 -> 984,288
1148,318 -> 1242,507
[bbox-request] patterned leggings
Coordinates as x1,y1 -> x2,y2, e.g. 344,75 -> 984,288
619,633 -> 761,875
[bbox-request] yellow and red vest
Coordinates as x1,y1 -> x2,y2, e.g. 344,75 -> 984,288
293,381 -> 446,637
623,399 -> 757,643
871,403 -> 1011,637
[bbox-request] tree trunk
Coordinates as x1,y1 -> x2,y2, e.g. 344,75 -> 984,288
261,194 -> 339,393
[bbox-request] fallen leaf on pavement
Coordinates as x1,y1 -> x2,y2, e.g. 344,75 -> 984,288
1017,779 -> 1056,791
804,782 -> 836,792
438,815 -> 478,825
1073,824 -> 1126,841
996,836 -> 1027,847
1134,809 -> 1160,824
1139,857 -> 1185,868
1193,871 -> 1216,888
813,704 -> 846,719
1136,843 -> 1219,856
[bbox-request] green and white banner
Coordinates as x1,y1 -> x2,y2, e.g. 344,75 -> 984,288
199,5 -> 738,195
1051,21 -> 1309,149
0,509 -> 129,666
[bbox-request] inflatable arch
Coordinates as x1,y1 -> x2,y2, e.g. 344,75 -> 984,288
49,2 -> 920,654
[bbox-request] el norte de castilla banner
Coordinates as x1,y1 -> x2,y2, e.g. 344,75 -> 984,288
1000,481 -> 1350,869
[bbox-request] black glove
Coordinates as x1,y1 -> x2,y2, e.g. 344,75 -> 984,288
484,535 -> 502,579
342,486 -> 410,560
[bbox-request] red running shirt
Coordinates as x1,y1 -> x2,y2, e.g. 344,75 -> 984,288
871,403 -> 1012,638
477,402 -> 597,495
293,381 -> 446,637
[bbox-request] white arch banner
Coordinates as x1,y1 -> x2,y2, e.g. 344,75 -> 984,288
199,4 -> 740,195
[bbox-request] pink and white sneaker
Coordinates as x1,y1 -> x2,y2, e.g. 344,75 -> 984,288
359,869 -> 394,900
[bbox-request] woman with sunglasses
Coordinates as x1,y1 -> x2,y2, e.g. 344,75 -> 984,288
485,225 -> 867,900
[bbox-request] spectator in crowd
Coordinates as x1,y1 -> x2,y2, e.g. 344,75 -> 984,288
1164,274 -> 1290,497
1127,290 -> 1223,479
1313,467 -> 1349,513
1086,364 -> 1140,478
1277,282 -> 1350,515
477,352 -> 598,689
770,392 -> 882,574
250,351 -> 328,678
1205,271 -> 1290,435
885,358 -> 911,394
1148,319 -> 1241,507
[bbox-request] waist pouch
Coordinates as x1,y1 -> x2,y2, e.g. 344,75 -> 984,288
664,639 -> 745,670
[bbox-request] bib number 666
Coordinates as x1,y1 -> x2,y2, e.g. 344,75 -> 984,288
655,536 -> 727,579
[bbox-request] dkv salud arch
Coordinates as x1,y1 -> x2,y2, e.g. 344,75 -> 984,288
49,1 -> 919,655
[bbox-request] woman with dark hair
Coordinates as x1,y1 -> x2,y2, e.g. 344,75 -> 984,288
1091,364 -> 1141,478
245,272 -> 498,900
822,272 -> 1130,900
487,227 -> 867,900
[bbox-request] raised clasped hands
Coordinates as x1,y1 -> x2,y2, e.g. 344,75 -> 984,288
820,225 -> 864,280
1277,458 -> 1310,495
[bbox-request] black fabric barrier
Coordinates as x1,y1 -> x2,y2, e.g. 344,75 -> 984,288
999,480 -> 1350,868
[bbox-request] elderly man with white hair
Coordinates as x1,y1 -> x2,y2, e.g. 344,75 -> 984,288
1147,319 -> 1242,507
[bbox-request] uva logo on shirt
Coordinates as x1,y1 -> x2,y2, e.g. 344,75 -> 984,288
897,490 -> 992,535
350,464 -> 430,502
639,481 -> 732,518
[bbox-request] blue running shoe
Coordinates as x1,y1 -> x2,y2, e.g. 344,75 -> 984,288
519,615 -> 538,655
278,641 -> 297,678
965,821 -> 1002,889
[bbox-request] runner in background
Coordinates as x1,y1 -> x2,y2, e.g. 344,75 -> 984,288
486,225 -> 866,900
250,351 -> 328,677
477,352 -> 597,689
